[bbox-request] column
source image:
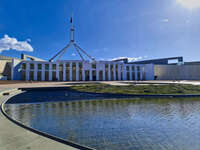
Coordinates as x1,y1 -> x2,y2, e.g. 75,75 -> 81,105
41,63 -> 45,81
108,64 -> 111,81
118,64 -> 121,80
82,68 -> 85,81
96,63 -> 99,81
76,62 -> 79,81
113,64 -> 116,80
122,65 -> 126,80
63,62 -> 66,81
129,65 -> 132,80
103,64 -> 106,81
56,63 -> 60,81
33,62 -> 38,81
49,63 -> 52,81
140,66 -> 143,80
69,62 -> 72,81
89,65 -> 92,81
135,65 -> 138,81
26,62 -> 30,81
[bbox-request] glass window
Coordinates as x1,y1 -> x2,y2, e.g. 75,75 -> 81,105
22,63 -> 26,69
30,64 -> 34,69
38,64 -> 42,70
66,63 -> 70,69
52,64 -> 56,70
72,62 -> 76,71
137,66 -> 140,71
126,66 -> 129,71
79,62 -> 82,69
59,64 -> 63,71
105,64 -> 108,69
92,63 -> 96,69
45,64 -> 49,70
110,64 -> 113,69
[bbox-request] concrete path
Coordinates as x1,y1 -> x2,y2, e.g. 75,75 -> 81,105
0,92 -> 77,150
1,80 -> 200,89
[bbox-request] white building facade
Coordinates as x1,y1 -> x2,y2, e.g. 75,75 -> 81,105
19,60 -> 154,81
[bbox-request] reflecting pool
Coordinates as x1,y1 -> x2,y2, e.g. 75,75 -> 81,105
4,98 -> 200,150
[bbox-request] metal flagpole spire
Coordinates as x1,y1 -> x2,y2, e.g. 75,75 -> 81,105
70,14 -> 74,42
49,15 -> 96,62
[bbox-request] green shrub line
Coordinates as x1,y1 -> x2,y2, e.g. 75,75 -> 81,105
70,83 -> 200,95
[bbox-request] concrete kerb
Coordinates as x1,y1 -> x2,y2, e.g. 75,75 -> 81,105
0,90 -> 95,150
0,88 -> 21,96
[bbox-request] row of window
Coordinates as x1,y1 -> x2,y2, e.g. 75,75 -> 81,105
22,70 -> 143,81
22,63 -> 140,71
22,63 -> 83,70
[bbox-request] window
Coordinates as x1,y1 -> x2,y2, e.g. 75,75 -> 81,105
137,66 -> 140,71
45,64 -> 49,70
126,66 -> 129,71
30,63 -> 34,69
52,64 -> 56,70
38,64 -> 42,70
79,62 -> 82,69
66,63 -> 70,69
59,64 -> 63,71
22,63 -> 26,69
92,63 -> 96,69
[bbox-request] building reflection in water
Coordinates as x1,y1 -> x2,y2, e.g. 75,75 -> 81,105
4,98 -> 200,150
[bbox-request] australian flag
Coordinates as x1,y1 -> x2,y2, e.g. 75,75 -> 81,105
70,17 -> 72,23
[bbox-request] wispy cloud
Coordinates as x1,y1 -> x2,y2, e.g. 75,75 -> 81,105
0,34 -> 33,53
111,56 -> 143,62
161,19 -> 169,23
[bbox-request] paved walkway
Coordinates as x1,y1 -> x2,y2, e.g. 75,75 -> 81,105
0,92 -> 77,150
1,80 -> 200,90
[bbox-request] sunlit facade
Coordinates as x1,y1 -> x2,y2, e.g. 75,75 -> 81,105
20,60 -> 154,81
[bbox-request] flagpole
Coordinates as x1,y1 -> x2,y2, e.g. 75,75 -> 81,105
70,14 -> 74,42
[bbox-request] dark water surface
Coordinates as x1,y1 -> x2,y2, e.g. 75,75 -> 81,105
4,98 -> 200,150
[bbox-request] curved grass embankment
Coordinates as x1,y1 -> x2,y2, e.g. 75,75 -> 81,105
70,83 -> 200,95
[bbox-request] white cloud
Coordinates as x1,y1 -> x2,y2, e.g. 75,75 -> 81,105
161,19 -> 169,23
71,53 -> 76,56
0,34 -> 33,53
176,0 -> 200,9
111,56 -> 143,62
26,38 -> 31,42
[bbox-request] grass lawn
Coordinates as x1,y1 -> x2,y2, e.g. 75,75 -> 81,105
70,83 -> 200,95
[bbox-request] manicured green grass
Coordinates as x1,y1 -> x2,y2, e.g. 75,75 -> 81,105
70,83 -> 200,95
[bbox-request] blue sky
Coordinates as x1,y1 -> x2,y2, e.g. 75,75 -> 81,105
0,0 -> 200,62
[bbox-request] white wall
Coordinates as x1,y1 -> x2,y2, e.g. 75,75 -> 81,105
155,65 -> 200,80
145,64 -> 154,80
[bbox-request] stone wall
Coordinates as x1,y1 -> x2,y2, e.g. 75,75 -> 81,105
0,60 -> 12,80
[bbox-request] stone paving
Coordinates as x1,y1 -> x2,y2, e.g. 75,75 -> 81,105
0,91 -> 77,150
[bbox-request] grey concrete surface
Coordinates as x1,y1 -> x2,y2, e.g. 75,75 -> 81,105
0,80 -> 200,90
0,92 -> 77,150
